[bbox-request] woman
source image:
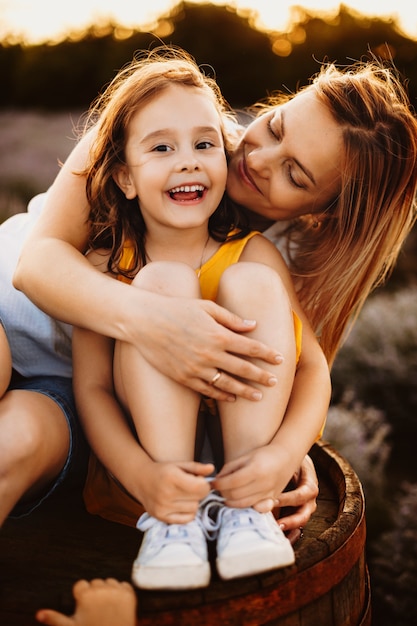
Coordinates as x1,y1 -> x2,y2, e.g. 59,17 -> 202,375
11,49 -> 417,535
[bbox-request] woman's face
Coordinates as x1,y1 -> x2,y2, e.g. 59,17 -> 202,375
227,88 -> 343,221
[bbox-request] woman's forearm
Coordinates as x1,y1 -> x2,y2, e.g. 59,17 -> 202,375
15,235 -> 158,344
271,357 -> 331,480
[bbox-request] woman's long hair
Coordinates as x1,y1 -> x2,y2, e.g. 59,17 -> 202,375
255,62 -> 417,365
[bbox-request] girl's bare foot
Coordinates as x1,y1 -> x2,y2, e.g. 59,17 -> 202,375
35,578 -> 137,626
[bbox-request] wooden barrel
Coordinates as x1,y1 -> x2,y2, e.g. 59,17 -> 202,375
135,440 -> 371,626
0,441 -> 370,626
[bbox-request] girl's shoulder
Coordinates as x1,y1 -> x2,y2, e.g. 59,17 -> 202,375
240,232 -> 288,273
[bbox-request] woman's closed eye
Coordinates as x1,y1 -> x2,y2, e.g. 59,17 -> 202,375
267,117 -> 281,141
285,162 -> 306,190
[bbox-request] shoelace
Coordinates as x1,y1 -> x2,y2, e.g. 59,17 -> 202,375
198,490 -> 225,539
217,507 -> 269,540
136,490 -> 226,543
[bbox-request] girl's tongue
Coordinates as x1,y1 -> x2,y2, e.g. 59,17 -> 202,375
170,190 -> 200,201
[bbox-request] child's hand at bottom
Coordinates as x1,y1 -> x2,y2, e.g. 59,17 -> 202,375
36,578 -> 137,626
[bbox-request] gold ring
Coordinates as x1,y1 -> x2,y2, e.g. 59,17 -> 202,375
299,526 -> 304,539
210,371 -> 222,385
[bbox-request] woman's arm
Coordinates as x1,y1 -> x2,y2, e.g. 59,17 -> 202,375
13,134 -> 281,402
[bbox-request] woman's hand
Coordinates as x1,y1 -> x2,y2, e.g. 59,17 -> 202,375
135,293 -> 283,402
137,459 -> 215,524
273,455 -> 318,543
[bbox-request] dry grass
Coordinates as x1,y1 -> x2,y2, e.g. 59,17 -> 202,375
0,109 -> 83,220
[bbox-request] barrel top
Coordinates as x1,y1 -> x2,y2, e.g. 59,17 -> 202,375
0,440 -> 366,626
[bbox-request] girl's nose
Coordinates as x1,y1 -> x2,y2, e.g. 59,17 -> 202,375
180,161 -> 200,172
177,149 -> 201,172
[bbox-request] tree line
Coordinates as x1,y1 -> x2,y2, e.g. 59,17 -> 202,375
1,2 -> 417,111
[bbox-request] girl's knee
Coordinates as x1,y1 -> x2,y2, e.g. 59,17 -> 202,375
132,261 -> 200,297
218,262 -> 290,304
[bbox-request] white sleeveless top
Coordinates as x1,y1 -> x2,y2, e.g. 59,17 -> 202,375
0,193 -> 72,378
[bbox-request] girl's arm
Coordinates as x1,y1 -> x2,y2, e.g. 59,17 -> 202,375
13,133 -> 280,402
214,235 -> 330,510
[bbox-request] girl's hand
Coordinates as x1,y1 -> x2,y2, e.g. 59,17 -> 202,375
138,460 -> 215,524
212,445 -> 292,509
135,294 -> 283,402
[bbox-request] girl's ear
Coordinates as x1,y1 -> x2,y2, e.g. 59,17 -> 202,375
113,165 -> 137,200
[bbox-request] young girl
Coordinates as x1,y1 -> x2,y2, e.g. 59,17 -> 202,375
73,51 -> 330,588
72,51 -> 330,590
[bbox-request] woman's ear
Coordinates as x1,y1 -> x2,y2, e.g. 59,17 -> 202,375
113,165 -> 137,200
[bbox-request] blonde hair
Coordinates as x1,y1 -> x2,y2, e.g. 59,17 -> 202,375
256,62 -> 417,365
83,47 -> 241,277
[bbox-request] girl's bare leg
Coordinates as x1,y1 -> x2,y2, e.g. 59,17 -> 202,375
0,390 -> 70,526
35,578 -> 137,626
113,262 -> 201,463
0,324 -> 12,398
213,262 -> 297,580
216,262 -> 297,461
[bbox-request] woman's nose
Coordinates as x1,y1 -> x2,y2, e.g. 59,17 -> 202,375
246,146 -> 273,178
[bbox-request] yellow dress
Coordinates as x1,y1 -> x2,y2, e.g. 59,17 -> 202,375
83,231 -> 303,527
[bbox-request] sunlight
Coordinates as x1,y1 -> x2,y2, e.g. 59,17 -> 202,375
1,0 -> 417,44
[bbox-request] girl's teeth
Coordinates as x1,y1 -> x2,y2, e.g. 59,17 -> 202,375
170,185 -> 204,193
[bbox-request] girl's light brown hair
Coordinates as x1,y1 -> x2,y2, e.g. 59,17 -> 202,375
256,61 -> 417,365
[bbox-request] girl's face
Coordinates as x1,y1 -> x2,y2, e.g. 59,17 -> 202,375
227,88 -> 343,222
115,83 -> 227,233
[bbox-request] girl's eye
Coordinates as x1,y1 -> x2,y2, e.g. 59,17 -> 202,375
153,144 -> 172,152
196,140 -> 213,150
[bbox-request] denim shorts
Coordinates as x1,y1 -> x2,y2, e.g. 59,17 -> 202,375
8,371 -> 89,518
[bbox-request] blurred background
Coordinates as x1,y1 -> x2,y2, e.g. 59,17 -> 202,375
1,2 -> 416,624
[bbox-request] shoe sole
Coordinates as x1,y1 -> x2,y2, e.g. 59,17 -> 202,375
132,561 -> 211,590
217,545 -> 295,580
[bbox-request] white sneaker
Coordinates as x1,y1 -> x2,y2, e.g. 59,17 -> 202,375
216,507 -> 295,580
131,492 -> 223,590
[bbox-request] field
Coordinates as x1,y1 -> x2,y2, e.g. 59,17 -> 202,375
0,109 -> 83,220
